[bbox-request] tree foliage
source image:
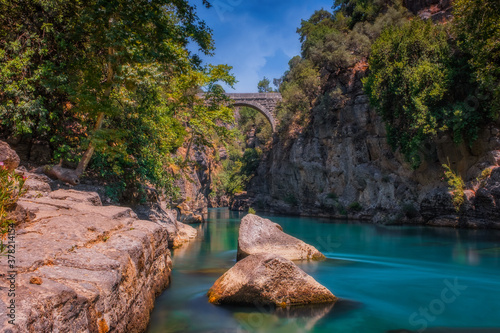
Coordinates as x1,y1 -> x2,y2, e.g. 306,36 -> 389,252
210,106 -> 271,200
257,77 -> 273,93
238,107 -> 272,144
364,15 -> 495,167
0,0 -> 236,200
297,1 -> 408,72
453,0 -> 500,114
275,0 -> 408,131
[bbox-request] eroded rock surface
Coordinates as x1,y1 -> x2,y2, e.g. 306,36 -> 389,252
0,188 -> 175,333
0,140 -> 20,171
161,208 -> 198,248
176,201 -> 204,224
207,253 -> 337,307
237,214 -> 324,261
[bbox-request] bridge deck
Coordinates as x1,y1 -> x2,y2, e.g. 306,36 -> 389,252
225,93 -> 282,99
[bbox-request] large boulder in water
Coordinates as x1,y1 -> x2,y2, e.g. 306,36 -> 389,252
237,214 -> 325,261
207,253 -> 337,307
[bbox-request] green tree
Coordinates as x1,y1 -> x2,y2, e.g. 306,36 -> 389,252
0,0 -> 236,199
0,0 -> 85,161
257,77 -> 273,93
238,107 -> 272,144
454,0 -> 500,114
274,0 -> 408,132
334,0 -> 400,28
297,2 -> 408,72
66,0 -> 218,176
363,19 -> 490,167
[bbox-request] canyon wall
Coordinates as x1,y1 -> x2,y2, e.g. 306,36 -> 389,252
248,65 -> 500,228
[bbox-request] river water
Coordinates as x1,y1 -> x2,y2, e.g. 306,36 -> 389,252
147,208 -> 500,333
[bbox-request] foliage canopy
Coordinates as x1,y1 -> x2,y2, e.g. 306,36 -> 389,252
0,0 -> 236,200
364,5 -> 497,167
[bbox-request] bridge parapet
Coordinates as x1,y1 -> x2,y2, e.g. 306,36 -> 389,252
226,93 -> 282,99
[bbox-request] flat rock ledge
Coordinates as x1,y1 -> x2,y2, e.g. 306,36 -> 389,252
237,214 -> 325,261
0,189 -> 184,333
161,208 -> 198,248
207,253 -> 337,307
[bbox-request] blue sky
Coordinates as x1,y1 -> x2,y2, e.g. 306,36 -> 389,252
189,0 -> 334,93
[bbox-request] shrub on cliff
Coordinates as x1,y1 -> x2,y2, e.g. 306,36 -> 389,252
276,0 -> 408,131
363,19 -> 491,167
0,162 -> 26,254
454,0 -> 500,116
297,1 -> 408,73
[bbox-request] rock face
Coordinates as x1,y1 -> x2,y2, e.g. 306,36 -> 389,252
0,140 -> 20,171
404,0 -> 452,21
207,253 -> 337,307
176,201 -> 204,224
421,168 -> 500,229
237,214 -> 325,261
230,192 -> 251,211
170,146 -> 211,221
249,61 -> 500,227
0,186 -> 179,333
161,209 -> 198,248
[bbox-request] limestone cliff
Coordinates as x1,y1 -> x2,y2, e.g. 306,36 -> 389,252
248,64 -> 500,228
169,146 -> 218,222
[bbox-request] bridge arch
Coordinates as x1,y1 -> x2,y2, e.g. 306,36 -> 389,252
232,100 -> 276,132
196,92 -> 281,133
226,93 -> 281,133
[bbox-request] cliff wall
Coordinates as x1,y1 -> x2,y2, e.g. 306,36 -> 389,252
249,65 -> 500,228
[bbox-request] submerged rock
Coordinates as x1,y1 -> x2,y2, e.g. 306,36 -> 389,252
237,214 -> 325,261
207,253 -> 337,307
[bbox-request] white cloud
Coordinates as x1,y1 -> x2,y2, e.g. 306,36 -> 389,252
191,0 -> 332,92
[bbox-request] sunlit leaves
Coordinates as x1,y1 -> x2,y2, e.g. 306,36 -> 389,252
0,0 -> 235,200
453,0 -> 500,115
364,18 -> 491,168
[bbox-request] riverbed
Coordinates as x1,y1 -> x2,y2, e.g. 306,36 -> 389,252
147,208 -> 500,333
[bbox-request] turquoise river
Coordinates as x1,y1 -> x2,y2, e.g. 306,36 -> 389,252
147,208 -> 500,333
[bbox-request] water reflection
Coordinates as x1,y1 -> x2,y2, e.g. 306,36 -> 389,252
147,209 -> 500,333
230,303 -> 335,333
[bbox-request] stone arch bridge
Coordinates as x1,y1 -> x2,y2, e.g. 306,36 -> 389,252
225,93 -> 282,132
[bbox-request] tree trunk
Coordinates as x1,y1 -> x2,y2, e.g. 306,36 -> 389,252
75,47 -> 114,177
184,134 -> 195,163
75,112 -> 105,176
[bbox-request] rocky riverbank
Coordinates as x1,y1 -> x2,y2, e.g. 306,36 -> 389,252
0,143 -> 197,332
